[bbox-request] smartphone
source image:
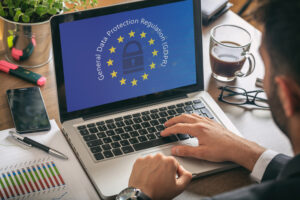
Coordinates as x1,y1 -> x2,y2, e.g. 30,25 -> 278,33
7,87 -> 51,133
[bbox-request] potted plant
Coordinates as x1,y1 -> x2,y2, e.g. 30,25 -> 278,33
0,0 -> 97,68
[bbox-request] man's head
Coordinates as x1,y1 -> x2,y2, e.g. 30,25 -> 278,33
254,0 -> 300,138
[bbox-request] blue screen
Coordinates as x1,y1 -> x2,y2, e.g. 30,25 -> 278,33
59,0 -> 197,112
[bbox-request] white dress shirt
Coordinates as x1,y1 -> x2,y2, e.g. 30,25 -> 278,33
250,149 -> 279,182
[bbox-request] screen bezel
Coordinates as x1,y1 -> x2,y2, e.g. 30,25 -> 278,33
6,87 -> 51,134
50,0 -> 203,123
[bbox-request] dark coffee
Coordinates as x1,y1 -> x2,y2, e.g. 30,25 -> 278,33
210,41 -> 246,78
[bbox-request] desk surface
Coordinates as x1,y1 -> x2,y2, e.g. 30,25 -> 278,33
0,6 -> 293,199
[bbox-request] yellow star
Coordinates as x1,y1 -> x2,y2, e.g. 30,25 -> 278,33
107,59 -> 113,66
120,78 -> 126,85
140,32 -> 146,38
142,73 -> 148,80
131,78 -> 138,86
148,38 -> 155,45
109,46 -> 116,53
110,70 -> 117,78
117,36 -> 124,43
149,62 -> 156,69
129,30 -> 135,38
152,49 -> 158,56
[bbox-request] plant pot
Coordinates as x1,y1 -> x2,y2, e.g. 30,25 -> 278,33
0,16 -> 52,68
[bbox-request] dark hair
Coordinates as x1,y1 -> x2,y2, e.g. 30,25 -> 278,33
253,0 -> 300,84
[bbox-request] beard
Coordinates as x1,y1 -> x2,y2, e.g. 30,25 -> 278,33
267,76 -> 290,138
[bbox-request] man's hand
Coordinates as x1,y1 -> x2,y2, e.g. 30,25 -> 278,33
161,114 -> 266,171
129,153 -> 192,200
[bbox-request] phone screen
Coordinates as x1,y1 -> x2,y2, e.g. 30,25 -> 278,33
7,87 -> 51,133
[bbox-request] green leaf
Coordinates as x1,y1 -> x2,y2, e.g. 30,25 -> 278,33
13,10 -> 23,22
0,3 -> 7,17
22,14 -> 30,23
47,7 -> 58,15
36,5 -> 48,16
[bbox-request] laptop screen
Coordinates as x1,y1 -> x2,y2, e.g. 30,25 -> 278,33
58,0 -> 197,113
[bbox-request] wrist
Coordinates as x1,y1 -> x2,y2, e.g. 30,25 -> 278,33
116,186 -> 152,200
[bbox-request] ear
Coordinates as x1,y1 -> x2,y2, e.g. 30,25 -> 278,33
275,76 -> 300,117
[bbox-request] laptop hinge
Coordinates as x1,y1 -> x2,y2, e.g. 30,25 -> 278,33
82,93 -> 188,121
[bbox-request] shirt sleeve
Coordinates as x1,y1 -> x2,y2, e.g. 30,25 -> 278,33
250,149 -> 279,183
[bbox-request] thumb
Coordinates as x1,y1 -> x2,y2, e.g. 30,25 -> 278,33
176,165 -> 192,190
171,145 -> 203,159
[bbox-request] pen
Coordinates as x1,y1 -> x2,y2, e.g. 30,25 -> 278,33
9,131 -> 68,160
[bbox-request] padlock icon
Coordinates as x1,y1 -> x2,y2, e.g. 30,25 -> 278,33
122,41 -> 144,74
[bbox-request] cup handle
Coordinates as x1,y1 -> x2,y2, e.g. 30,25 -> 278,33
235,52 -> 256,77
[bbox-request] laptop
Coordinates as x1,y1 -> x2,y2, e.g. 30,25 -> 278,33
50,0 -> 241,198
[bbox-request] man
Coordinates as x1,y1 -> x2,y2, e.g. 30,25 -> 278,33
118,0 -> 300,199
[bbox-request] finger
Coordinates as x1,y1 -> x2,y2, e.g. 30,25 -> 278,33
165,114 -> 199,127
171,145 -> 204,159
161,123 -> 196,137
176,165 -> 192,190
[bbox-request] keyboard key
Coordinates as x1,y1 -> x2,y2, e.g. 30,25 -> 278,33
150,120 -> 159,126
96,121 -> 105,126
102,144 -> 111,150
156,125 -> 165,131
107,123 -> 116,129
167,116 -> 173,120
124,126 -> 134,132
103,137 -> 112,143
114,117 -> 123,122
176,108 -> 185,114
97,132 -> 106,138
201,108 -> 214,119
124,115 -> 132,119
77,125 -> 86,130
121,133 -> 130,139
130,131 -> 139,137
184,101 -> 193,105
142,115 -> 151,121
193,103 -> 205,110
79,129 -> 89,136
133,113 -> 141,117
116,121 -> 125,127
90,146 -> 102,154
193,99 -> 202,104
133,124 -> 142,130
133,135 -> 178,151
147,127 -> 156,133
106,130 -> 115,136
150,113 -> 160,119
176,103 -> 184,107
120,140 -> 130,146
133,117 -> 142,123
112,148 -> 123,156
167,110 -> 176,115
150,109 -> 158,113
111,142 -> 121,148
94,153 -> 104,160
159,112 -> 168,117
124,119 -> 134,125
155,132 -> 162,138
103,150 -> 114,158
115,128 -> 125,134
141,122 -> 151,128
89,127 -> 98,134
159,107 -> 167,111
129,138 -> 139,144
184,105 -> 193,112
83,134 -> 97,141
122,146 -> 134,154
138,129 -> 148,135
112,135 -> 121,141
97,125 -> 108,132
87,139 -> 103,147
87,123 -> 96,128
141,111 -> 150,115
105,119 -> 114,124
138,136 -> 148,142
177,134 -> 190,140
158,118 -> 167,124
167,105 -> 176,109
147,134 -> 156,140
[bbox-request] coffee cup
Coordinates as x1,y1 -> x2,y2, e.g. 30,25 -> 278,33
209,24 -> 255,82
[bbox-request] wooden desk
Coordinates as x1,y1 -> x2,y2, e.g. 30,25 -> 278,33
0,6 -> 293,200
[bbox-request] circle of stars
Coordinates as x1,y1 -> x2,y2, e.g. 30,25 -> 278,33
106,30 -> 159,87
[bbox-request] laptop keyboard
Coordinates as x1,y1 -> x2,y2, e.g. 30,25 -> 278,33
76,99 -> 214,161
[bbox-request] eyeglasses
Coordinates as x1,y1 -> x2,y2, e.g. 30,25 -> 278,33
218,86 -> 270,109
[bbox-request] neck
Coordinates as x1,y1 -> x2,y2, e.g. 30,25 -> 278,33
289,115 -> 300,155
